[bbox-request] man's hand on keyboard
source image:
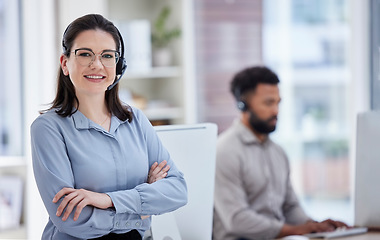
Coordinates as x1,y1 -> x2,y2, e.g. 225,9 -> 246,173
320,219 -> 350,231
277,219 -> 350,237
306,219 -> 350,234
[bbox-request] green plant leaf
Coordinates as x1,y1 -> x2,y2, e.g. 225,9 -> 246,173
152,5 -> 181,48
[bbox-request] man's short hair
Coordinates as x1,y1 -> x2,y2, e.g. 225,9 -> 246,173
230,66 -> 280,100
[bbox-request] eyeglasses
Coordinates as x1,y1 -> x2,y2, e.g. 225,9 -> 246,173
72,48 -> 120,68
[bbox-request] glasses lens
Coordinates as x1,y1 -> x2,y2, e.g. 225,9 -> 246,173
75,49 -> 94,66
101,51 -> 120,67
74,49 -> 120,68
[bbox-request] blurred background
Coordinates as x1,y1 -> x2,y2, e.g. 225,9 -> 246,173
0,0 -> 375,239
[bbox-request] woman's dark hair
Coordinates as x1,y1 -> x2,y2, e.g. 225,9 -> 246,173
45,14 -> 132,122
230,66 -> 280,100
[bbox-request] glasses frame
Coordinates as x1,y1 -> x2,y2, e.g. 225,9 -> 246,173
71,48 -> 120,68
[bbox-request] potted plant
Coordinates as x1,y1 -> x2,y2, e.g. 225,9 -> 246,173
151,6 -> 181,66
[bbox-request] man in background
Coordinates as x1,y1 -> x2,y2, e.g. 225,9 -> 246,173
213,66 -> 347,240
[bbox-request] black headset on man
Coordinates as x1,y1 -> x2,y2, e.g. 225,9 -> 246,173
234,88 -> 249,112
62,24 -> 127,91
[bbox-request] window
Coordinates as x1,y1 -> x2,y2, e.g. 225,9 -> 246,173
0,0 -> 23,156
263,0 -> 352,222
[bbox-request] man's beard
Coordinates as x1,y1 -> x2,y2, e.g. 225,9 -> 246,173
248,109 -> 277,134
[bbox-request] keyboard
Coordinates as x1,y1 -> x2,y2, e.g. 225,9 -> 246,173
303,227 -> 368,239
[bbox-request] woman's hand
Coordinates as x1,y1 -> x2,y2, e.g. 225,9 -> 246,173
147,160 -> 170,184
53,162 -> 170,221
53,188 -> 112,221
140,160 -> 170,220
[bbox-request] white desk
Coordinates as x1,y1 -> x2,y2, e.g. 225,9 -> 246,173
276,232 -> 380,240
309,232 -> 380,239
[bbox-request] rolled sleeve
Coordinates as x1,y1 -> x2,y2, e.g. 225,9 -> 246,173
105,160 -> 187,216
106,189 -> 141,214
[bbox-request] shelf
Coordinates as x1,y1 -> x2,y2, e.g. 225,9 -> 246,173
124,66 -> 182,79
0,225 -> 26,239
0,157 -> 26,168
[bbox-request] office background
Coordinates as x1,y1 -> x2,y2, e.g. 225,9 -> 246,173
0,0 -> 372,239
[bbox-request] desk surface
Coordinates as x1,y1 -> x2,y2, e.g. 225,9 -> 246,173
309,232 -> 380,239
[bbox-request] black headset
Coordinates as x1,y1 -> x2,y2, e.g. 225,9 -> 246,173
62,23 -> 127,91
108,28 -> 127,91
234,88 -> 248,112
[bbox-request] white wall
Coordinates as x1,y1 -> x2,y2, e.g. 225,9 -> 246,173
22,0 -> 56,238
57,0 -> 108,36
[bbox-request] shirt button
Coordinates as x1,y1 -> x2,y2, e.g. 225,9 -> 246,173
115,222 -> 120,227
135,222 -> 141,227
126,222 -> 130,227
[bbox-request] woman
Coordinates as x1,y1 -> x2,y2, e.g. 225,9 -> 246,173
31,14 -> 187,240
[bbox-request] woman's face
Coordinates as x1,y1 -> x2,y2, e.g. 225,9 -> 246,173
60,29 -> 118,97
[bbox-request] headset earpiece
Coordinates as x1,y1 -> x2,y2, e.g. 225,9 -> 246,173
115,28 -> 127,77
234,88 -> 248,112
107,27 -> 127,91
237,100 -> 248,112
116,56 -> 127,76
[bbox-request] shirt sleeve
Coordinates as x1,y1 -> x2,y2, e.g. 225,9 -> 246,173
31,116 -> 118,239
282,156 -> 310,225
214,142 -> 283,239
106,108 -> 188,216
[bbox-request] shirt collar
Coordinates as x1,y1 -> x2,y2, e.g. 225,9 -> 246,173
233,119 -> 271,145
72,110 -> 90,130
72,109 -> 128,133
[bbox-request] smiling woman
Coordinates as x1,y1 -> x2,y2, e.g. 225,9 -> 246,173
30,14 -> 187,240
61,29 -> 119,99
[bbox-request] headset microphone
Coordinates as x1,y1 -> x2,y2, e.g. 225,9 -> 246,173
107,57 -> 126,91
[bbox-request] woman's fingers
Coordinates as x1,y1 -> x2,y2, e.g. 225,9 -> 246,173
53,188 -> 113,221
53,187 -> 74,203
62,194 -> 83,221
152,160 -> 167,176
74,198 -> 88,221
150,162 -> 158,171
55,190 -> 84,221
162,164 -> 170,173
55,188 -> 76,216
155,165 -> 171,181
148,160 -> 170,183
53,188 -> 91,221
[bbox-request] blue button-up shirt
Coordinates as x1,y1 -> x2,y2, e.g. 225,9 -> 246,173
31,106 -> 187,240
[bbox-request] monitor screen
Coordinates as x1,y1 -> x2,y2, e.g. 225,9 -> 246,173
151,123 -> 218,240
355,111 -> 380,227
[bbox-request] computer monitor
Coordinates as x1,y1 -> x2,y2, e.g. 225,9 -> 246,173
150,123 -> 218,240
355,111 -> 380,227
